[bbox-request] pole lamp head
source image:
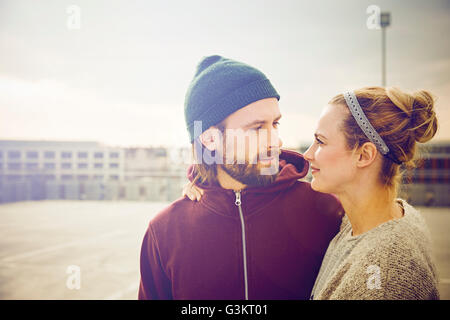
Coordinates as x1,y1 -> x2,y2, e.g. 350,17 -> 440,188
380,12 -> 391,28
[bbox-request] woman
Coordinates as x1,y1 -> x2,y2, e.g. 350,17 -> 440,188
183,86 -> 440,300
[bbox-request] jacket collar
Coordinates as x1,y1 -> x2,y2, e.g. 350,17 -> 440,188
186,149 -> 309,218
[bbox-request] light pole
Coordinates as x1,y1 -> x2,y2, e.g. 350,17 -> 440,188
380,12 -> 391,87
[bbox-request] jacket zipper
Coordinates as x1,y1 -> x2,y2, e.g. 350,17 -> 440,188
235,191 -> 249,300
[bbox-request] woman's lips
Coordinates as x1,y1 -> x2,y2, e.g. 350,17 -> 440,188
311,166 -> 320,174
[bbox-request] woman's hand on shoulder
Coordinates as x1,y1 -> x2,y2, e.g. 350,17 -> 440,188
182,181 -> 204,201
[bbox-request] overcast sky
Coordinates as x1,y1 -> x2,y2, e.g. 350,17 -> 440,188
1,0 -> 449,148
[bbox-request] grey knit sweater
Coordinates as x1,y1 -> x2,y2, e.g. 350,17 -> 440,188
310,199 -> 440,300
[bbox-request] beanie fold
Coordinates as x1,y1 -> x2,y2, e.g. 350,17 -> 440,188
187,78 -> 279,142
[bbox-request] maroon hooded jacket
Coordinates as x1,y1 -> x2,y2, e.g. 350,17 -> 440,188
138,149 -> 343,300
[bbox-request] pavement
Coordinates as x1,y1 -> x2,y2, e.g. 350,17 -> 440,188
0,200 -> 448,300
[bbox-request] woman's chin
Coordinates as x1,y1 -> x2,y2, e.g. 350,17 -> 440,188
310,178 -> 326,193
311,180 -> 337,195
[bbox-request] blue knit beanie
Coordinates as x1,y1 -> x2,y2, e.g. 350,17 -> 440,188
184,55 -> 280,143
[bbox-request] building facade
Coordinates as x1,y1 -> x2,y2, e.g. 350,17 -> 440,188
0,140 -> 125,203
0,140 -> 191,204
399,141 -> 450,206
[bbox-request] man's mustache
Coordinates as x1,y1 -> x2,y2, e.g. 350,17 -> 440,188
223,148 -> 281,165
256,148 -> 281,161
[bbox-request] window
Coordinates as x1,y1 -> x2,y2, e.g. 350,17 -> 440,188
44,174 -> 56,180
7,151 -> 21,159
7,163 -> 21,170
61,152 -> 72,159
109,152 -> 119,158
78,163 -> 88,169
77,152 -> 88,159
44,163 -> 55,169
44,151 -> 55,159
26,163 -> 38,170
77,175 -> 89,181
94,152 -> 104,159
119,186 -> 126,199
109,175 -> 119,180
94,163 -> 103,169
61,163 -> 72,169
109,163 -> 119,168
0,151 -> 3,158
93,175 -> 104,180
7,174 -> 22,181
26,151 -> 38,159
61,174 -> 73,180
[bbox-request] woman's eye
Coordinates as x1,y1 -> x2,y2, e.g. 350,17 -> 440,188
315,137 -> 323,145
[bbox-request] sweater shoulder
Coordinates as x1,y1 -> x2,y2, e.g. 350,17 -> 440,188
350,202 -> 439,298
316,200 -> 439,300
364,200 -> 433,258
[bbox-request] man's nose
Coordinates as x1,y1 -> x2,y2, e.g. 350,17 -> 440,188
278,136 -> 283,149
268,130 -> 282,157
266,128 -> 281,148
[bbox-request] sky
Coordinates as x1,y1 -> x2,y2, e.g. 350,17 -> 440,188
1,0 -> 449,148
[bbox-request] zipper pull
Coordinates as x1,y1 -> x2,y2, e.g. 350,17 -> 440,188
234,191 -> 241,206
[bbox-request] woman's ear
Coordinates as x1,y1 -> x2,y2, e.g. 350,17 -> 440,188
199,127 -> 222,152
356,142 -> 378,168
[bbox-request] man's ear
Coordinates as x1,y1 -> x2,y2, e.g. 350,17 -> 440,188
356,142 -> 378,168
199,127 -> 222,152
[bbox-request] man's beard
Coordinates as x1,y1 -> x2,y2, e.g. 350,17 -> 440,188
220,150 -> 280,187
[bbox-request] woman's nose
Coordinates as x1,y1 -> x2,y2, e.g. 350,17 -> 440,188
303,144 -> 314,161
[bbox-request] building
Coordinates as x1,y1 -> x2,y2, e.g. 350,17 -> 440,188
121,146 -> 189,202
399,141 -> 450,206
0,140 -> 191,204
0,140 -> 125,203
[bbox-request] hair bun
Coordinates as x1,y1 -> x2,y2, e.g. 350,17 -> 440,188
411,90 -> 438,143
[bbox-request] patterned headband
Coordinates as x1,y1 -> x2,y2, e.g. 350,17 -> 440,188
343,91 -> 402,164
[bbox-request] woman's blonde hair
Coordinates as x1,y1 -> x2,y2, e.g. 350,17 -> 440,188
330,86 -> 438,194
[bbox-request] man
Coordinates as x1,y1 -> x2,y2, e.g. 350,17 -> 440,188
138,55 -> 343,299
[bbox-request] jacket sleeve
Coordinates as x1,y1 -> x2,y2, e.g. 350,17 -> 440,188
138,223 -> 173,300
